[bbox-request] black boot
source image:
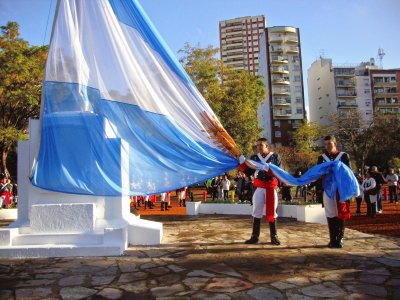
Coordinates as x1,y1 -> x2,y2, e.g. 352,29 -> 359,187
327,217 -> 336,248
245,218 -> 261,244
183,199 -> 186,207
144,201 -> 148,209
165,202 -> 169,211
371,202 -> 376,217
330,217 -> 344,248
336,218 -> 345,248
179,200 -> 182,207
161,202 -> 164,211
269,220 -> 281,245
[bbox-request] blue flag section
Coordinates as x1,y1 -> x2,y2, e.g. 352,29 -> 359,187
247,160 -> 360,201
31,0 -> 239,196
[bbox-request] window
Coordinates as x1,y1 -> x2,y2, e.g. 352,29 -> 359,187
294,75 -> 301,82
295,86 -> 302,93
296,97 -> 302,103
297,108 -> 303,114
274,120 -> 281,127
364,90 -> 370,94
275,131 -> 281,138
293,65 -> 300,71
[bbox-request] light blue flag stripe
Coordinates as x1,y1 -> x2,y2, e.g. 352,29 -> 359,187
32,82 -> 237,196
31,0 -> 240,196
249,160 -> 360,201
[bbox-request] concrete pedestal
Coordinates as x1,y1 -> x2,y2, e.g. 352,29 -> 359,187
0,119 -> 163,258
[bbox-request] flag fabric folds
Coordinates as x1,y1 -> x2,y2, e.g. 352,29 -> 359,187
31,0 -> 238,196
247,160 -> 360,201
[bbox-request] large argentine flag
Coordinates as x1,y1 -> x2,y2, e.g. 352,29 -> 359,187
31,0 -> 238,196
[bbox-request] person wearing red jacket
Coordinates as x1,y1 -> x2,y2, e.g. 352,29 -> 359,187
239,138 -> 281,245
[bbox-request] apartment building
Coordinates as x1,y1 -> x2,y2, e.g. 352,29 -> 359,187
219,16 -> 266,75
257,26 -> 305,145
370,69 -> 400,115
219,17 -> 305,145
308,58 -> 398,126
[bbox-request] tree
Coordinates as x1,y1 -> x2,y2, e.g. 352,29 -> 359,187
291,119 -> 326,152
327,110 -> 375,171
327,110 -> 400,172
0,22 -> 48,177
179,44 -> 266,156
365,113 -> 400,171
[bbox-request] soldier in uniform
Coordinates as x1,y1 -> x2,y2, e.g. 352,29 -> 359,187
239,138 -> 281,245
316,135 -> 351,248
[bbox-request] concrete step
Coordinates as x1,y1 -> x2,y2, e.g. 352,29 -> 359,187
0,244 -> 122,258
12,232 -> 103,246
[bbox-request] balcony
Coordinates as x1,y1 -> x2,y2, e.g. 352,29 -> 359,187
271,56 -> 288,64
373,80 -> 397,88
272,88 -> 290,96
337,101 -> 358,108
375,99 -> 399,107
271,67 -> 289,74
270,46 -> 284,54
270,27 -> 297,34
286,46 -> 299,54
272,78 -> 290,85
274,99 -> 291,106
285,37 -> 298,44
336,81 -> 355,88
269,37 -> 283,43
337,91 -> 357,98
334,70 -> 355,77
274,110 -> 292,117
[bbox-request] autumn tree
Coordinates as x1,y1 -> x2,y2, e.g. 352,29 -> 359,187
291,119 -> 326,152
179,44 -> 266,156
365,113 -> 400,170
0,22 -> 47,177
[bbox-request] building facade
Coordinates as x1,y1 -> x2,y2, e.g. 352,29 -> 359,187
262,26 -> 306,146
219,16 -> 266,75
219,17 -> 305,146
370,69 -> 400,115
308,58 -> 398,126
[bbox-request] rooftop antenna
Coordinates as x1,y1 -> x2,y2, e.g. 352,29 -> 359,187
377,48 -> 385,68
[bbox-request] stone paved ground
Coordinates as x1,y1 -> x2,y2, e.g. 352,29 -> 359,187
1,215 -> 400,299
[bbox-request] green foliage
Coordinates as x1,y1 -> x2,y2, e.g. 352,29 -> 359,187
388,157 -> 400,171
179,44 -> 266,156
328,111 -> 400,172
274,145 -> 320,174
366,113 -> 400,171
291,119 -> 326,152
0,22 -> 47,176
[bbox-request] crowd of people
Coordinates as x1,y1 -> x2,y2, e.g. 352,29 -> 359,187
355,166 -> 399,217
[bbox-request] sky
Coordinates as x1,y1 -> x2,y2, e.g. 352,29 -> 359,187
1,0 -> 400,109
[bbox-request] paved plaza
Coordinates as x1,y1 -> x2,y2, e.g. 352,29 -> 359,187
1,215 -> 400,299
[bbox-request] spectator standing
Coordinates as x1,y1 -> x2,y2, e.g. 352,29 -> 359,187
221,175 -> 231,201
385,168 -> 398,204
362,171 -> 377,217
354,174 -> 363,216
211,176 -> 220,201
370,166 -> 385,213
294,171 -> 303,198
281,183 -> 292,202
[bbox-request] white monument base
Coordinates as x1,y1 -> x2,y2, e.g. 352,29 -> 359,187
0,119 -> 163,258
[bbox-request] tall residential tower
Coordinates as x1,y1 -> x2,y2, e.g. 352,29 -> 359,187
220,16 -> 306,146
219,16 -> 266,75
